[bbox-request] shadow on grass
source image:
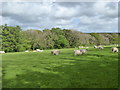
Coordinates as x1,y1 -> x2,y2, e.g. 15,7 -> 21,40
2,59 -> 118,88
2,70 -> 68,88
51,60 -> 118,88
86,54 -> 105,57
2,51 -> 118,88
60,58 -> 89,62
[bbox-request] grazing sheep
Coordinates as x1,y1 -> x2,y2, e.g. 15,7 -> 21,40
112,47 -> 118,52
94,45 -> 104,49
25,50 -> 29,52
0,51 -> 5,54
98,45 -> 104,49
78,46 -> 84,48
40,50 -> 44,52
80,49 -> 87,54
94,45 -> 98,48
36,49 -> 41,52
86,47 -> 89,48
51,50 -> 60,55
36,49 -> 43,52
114,44 -> 118,47
74,50 -> 82,56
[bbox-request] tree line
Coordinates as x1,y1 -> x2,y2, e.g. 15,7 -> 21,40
0,25 -> 118,52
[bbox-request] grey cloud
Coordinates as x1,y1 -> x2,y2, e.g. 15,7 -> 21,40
1,2 -> 118,32
106,2 -> 117,9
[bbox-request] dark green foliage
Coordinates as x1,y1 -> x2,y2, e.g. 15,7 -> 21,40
1,25 -> 29,52
54,35 -> 69,49
0,26 -> 2,50
51,28 -> 69,49
1,25 -> 119,52
63,30 -> 81,47
23,29 -> 46,50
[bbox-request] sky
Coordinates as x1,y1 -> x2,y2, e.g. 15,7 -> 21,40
0,0 -> 118,33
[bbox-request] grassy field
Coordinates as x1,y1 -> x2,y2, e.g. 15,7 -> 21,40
2,47 -> 118,88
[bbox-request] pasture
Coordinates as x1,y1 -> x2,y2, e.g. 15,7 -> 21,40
2,47 -> 118,88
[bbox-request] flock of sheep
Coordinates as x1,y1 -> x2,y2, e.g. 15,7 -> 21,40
0,45 -> 119,55
50,46 -> 118,56
29,45 -> 118,56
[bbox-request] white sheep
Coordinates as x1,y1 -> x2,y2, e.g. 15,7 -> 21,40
0,51 -> 5,54
51,50 -> 60,55
25,50 -> 29,52
80,49 -> 87,54
74,50 -> 82,56
112,47 -> 118,52
98,45 -> 104,49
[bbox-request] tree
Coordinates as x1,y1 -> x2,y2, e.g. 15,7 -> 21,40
51,28 -> 69,49
1,25 -> 119,52
2,25 -> 28,52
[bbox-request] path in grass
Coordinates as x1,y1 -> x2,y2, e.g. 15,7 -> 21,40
2,47 -> 118,88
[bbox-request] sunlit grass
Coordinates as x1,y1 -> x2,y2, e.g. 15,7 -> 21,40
2,47 -> 118,88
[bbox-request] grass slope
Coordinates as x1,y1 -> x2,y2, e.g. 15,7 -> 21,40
2,47 -> 118,88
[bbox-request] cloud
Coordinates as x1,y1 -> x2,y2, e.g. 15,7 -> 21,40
78,16 -> 118,32
1,1 -> 118,33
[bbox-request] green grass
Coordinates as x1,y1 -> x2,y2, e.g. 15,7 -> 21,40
2,47 -> 118,88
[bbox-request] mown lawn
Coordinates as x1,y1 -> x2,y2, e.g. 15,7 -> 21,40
2,47 -> 118,88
